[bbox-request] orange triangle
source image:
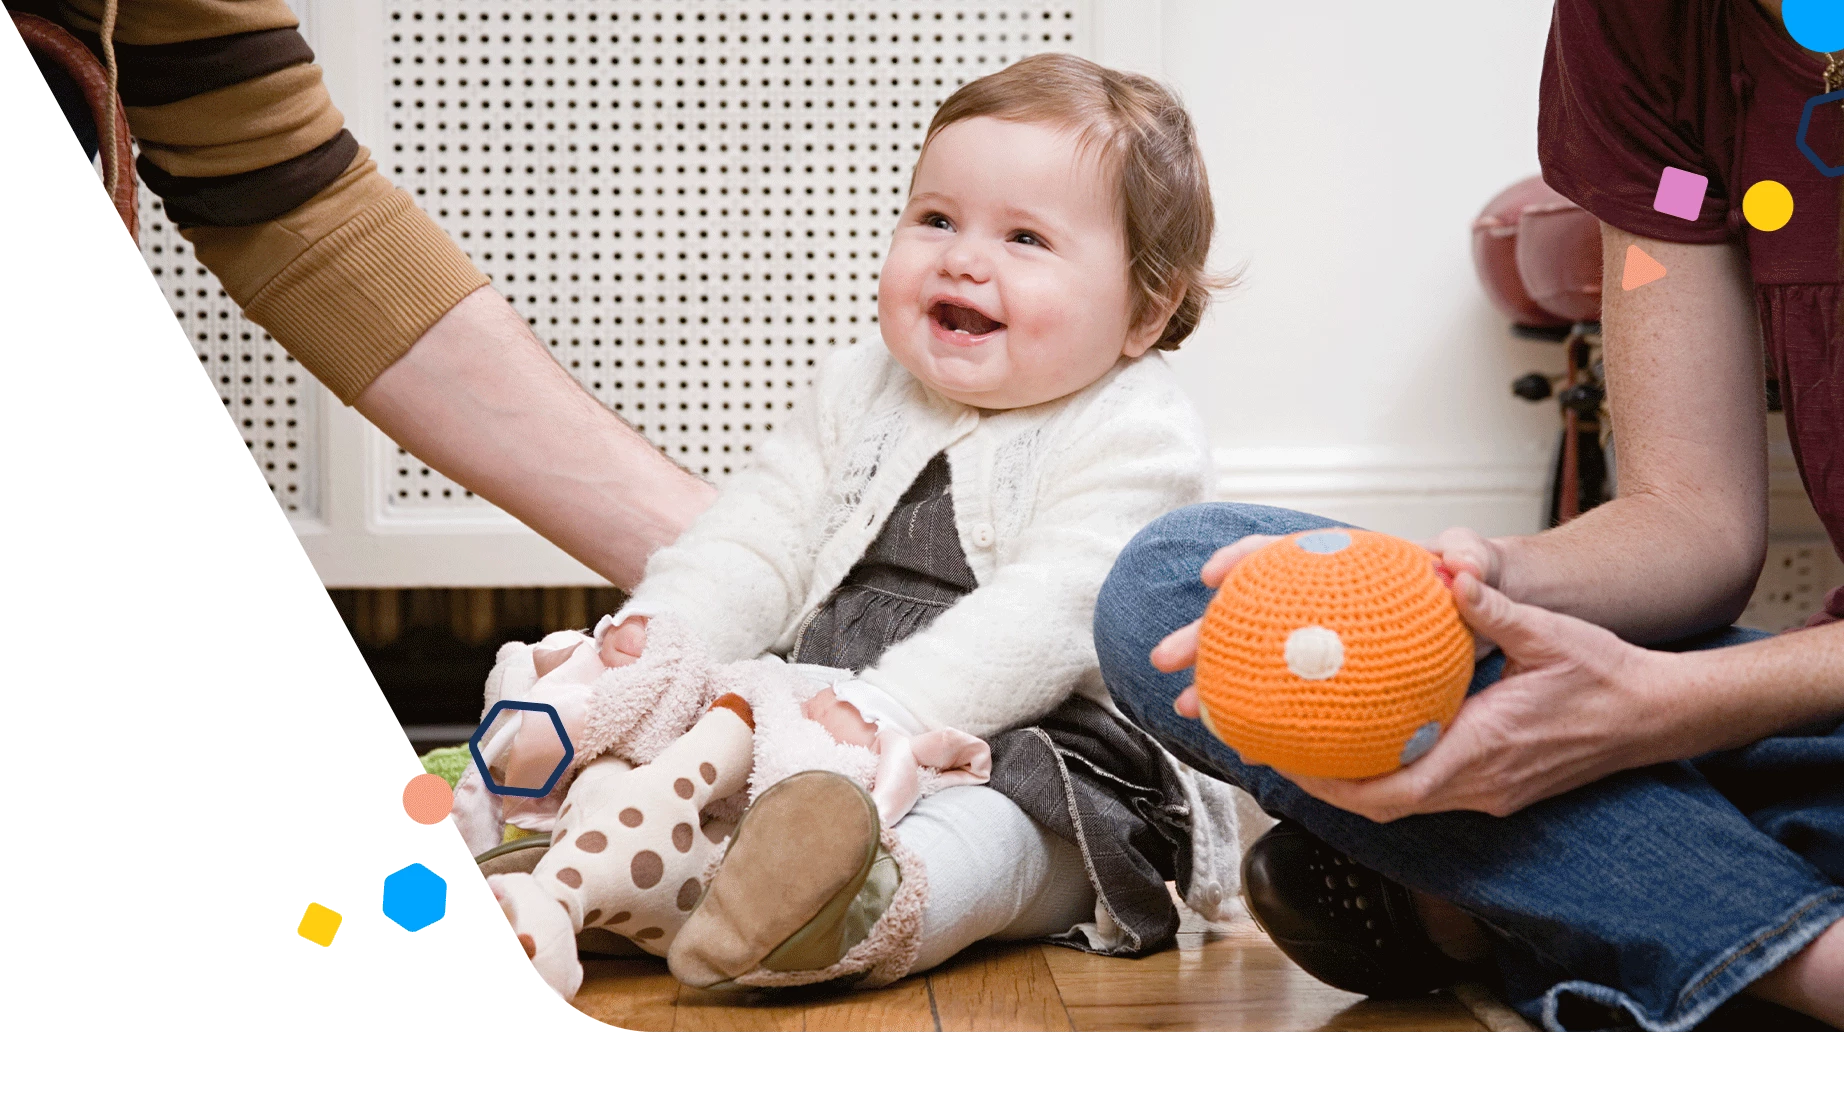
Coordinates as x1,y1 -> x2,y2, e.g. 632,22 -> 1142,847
1622,244 -> 1667,291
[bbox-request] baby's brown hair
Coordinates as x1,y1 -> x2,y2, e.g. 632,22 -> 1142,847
917,53 -> 1224,351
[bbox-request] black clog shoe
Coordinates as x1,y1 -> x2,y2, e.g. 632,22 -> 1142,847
1241,820 -> 1466,998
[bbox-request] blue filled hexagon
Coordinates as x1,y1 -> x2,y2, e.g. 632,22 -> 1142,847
468,700 -> 575,798
382,863 -> 447,932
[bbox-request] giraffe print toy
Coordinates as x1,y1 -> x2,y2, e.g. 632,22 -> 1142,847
451,616 -> 990,999
488,694 -> 757,998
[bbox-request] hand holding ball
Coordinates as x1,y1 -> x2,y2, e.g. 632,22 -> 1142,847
1193,530 -> 1474,780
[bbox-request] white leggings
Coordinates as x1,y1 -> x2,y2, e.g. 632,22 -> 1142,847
894,784 -> 1097,974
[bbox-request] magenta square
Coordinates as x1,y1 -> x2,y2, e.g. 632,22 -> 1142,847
1653,166 -> 1709,221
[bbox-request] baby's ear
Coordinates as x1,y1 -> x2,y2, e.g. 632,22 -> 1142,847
1123,285 -> 1183,358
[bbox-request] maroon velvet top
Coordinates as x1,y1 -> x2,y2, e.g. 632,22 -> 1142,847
1538,0 -> 1844,622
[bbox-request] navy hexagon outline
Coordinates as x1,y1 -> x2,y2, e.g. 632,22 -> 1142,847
1797,90 -> 1844,178
468,699 -> 574,797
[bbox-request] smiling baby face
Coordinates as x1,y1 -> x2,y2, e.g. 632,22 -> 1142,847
877,116 -> 1168,411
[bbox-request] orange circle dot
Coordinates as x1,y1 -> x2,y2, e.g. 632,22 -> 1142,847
402,773 -> 455,824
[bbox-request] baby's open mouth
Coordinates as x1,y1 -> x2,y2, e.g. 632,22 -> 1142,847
931,300 -> 1005,336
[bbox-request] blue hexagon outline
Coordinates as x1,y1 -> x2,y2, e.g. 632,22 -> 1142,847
467,699 -> 574,798
382,862 -> 447,933
1796,90 -> 1844,179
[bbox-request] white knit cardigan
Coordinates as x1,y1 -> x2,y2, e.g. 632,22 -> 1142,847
615,336 -> 1215,739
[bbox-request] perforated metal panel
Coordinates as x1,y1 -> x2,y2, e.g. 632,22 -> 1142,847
381,0 -> 1088,513
140,189 -> 318,517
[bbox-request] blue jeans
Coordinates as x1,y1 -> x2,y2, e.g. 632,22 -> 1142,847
1094,503 -> 1844,1031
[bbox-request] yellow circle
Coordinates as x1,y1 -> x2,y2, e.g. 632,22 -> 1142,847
1742,180 -> 1794,232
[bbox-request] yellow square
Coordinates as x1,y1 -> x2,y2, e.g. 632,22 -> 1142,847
298,902 -> 342,947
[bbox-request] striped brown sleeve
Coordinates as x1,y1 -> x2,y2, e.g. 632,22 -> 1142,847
52,0 -> 300,46
54,0 -> 490,404
185,149 -> 489,405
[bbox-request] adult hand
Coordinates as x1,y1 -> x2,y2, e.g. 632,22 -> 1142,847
597,615 -> 649,667
802,688 -> 880,748
1285,573 -> 1688,821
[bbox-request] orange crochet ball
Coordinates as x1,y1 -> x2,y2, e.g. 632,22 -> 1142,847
1193,529 -> 1474,780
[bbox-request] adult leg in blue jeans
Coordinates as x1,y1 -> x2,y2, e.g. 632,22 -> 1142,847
1094,502 -> 1844,1031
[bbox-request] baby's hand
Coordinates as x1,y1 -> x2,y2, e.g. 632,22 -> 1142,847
597,615 -> 649,667
505,637 -> 604,792
802,688 -> 878,748
1420,527 -> 1506,662
504,705 -> 576,792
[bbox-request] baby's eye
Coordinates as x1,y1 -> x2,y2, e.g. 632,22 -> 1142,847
1011,230 -> 1045,248
920,212 -> 953,231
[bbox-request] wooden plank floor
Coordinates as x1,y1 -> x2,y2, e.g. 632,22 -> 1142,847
571,913 -> 1492,1032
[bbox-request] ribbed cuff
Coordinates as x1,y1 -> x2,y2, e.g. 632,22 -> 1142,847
593,607 -> 657,641
238,188 -> 489,403
831,678 -> 926,737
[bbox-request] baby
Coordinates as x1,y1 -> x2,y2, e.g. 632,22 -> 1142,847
482,52 -> 1227,997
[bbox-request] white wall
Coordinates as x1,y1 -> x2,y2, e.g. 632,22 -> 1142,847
1103,0 -> 1564,540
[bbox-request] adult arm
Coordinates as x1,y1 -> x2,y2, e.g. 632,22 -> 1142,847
46,0 -> 708,586
1148,225 -> 1795,817
353,289 -> 711,590
1294,227 -> 1780,818
1435,225 -> 1769,643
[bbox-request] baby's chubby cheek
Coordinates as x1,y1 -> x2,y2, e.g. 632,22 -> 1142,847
875,287 -> 928,363
1000,295 -> 1084,373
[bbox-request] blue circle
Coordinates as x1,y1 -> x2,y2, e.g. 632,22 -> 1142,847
1295,530 -> 1353,555
1400,722 -> 1441,765
1785,0 -> 1844,53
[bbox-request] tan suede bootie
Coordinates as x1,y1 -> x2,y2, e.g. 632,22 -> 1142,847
666,770 -> 927,991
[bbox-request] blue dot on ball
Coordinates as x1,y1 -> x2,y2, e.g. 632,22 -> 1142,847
1296,530 -> 1353,555
1400,722 -> 1441,765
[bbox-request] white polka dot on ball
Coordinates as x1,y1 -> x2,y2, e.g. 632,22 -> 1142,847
1283,626 -> 1345,680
